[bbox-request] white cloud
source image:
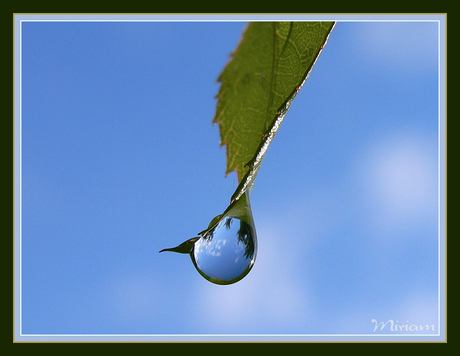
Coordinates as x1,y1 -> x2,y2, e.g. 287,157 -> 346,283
330,289 -> 439,334
350,22 -> 438,72
396,292 -> 439,328
363,131 -> 438,224
194,223 -> 314,333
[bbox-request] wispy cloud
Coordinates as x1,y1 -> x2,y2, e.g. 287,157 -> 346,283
194,224 -> 313,333
349,22 -> 438,72
357,130 -> 438,233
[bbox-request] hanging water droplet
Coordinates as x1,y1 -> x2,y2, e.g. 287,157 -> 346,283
192,215 -> 256,285
160,192 -> 257,285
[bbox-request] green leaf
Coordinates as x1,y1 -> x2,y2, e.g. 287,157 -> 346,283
213,22 -> 335,191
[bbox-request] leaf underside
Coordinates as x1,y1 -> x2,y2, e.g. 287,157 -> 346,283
213,22 -> 335,183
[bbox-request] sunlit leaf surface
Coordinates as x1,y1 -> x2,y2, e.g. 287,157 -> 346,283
214,22 -> 335,183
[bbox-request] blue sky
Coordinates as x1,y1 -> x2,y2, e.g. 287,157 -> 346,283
18,17 -> 443,340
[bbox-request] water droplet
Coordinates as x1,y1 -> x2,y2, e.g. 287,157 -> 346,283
160,193 -> 257,285
192,215 -> 256,285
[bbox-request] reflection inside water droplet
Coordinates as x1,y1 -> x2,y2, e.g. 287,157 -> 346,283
160,192 -> 257,285
191,216 -> 256,285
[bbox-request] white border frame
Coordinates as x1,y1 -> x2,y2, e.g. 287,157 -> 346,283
13,13 -> 447,342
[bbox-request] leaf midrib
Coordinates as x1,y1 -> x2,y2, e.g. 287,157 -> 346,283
264,23 -> 279,133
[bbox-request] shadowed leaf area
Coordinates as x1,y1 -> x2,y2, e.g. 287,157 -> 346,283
214,22 -> 334,182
